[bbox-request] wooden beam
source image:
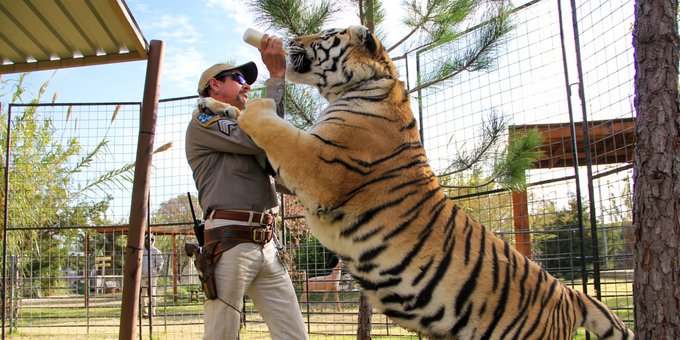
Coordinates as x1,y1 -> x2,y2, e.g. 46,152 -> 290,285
512,190 -> 532,258
512,118 -> 635,169
118,39 -> 163,340
0,52 -> 146,74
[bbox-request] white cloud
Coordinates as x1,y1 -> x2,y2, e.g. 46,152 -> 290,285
162,48 -> 208,96
206,0 -> 258,35
148,15 -> 199,45
139,14 -> 208,97
195,0 -> 299,84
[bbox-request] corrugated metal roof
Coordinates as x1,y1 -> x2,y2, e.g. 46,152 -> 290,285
0,0 -> 148,74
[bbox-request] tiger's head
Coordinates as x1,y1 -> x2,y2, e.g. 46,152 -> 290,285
287,25 -> 399,101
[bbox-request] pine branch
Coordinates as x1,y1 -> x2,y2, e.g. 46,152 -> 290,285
357,0 -> 385,32
409,4 -> 513,93
246,0 -> 341,36
387,27 -> 420,53
492,128 -> 543,190
439,129 -> 542,191
285,84 -> 325,128
439,109 -> 506,177
286,90 -> 315,126
441,176 -> 495,189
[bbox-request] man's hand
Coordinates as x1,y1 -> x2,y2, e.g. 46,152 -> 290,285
260,34 -> 286,79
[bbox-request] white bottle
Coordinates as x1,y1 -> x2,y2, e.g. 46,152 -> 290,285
243,28 -> 264,49
243,28 -> 288,55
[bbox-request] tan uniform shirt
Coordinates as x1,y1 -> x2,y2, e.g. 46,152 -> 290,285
185,78 -> 285,218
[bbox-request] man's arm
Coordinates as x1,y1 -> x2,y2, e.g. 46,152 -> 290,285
259,34 -> 286,79
265,78 -> 285,118
257,33 -> 290,179
260,34 -> 287,118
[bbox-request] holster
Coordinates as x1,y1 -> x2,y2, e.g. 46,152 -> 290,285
185,243 -> 214,299
185,233 -> 265,300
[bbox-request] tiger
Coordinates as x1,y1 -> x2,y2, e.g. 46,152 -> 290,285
229,25 -> 635,339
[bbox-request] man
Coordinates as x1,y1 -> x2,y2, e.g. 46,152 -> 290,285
141,233 -> 163,318
185,34 -> 307,339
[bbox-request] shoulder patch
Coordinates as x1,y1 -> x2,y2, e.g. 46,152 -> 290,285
194,112 -> 220,127
218,120 -> 237,136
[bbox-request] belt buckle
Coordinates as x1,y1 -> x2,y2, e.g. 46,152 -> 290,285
259,213 -> 272,225
252,227 -> 270,244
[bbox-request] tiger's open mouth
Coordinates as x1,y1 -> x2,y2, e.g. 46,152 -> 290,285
288,43 -> 311,74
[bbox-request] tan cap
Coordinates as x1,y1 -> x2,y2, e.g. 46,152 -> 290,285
197,61 -> 258,95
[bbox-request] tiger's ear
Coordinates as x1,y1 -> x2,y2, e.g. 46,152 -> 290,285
355,26 -> 382,57
364,30 -> 379,56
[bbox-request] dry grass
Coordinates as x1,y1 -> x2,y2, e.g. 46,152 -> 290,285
6,278 -> 633,339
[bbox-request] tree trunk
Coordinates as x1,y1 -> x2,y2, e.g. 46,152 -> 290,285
357,293 -> 372,340
632,0 -> 680,339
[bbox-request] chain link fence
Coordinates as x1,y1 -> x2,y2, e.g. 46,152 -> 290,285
1,0 -> 635,338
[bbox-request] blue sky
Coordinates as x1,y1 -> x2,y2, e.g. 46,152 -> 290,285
1,0 -> 370,104
0,0 -> 412,221
0,0 -> 635,221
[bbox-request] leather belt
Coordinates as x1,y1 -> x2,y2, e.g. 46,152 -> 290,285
211,210 -> 273,225
204,225 -> 273,245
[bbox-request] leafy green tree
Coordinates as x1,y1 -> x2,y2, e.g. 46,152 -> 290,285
150,193 -> 203,283
531,183 -> 635,280
531,198 -> 594,280
294,236 -> 333,275
0,74 -> 138,296
152,192 -> 201,227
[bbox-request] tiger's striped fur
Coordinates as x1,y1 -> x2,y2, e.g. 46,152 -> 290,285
237,25 -> 633,339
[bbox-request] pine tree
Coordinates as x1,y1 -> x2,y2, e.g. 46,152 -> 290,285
632,0 -> 680,337
246,0 -> 541,191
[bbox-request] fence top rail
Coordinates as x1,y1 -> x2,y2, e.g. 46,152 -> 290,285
8,102 -> 141,108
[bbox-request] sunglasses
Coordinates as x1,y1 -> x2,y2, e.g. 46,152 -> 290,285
215,71 -> 247,85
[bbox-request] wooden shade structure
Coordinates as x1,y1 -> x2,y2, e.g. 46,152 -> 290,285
516,118 -> 636,169
0,1 -> 161,339
510,118 -> 636,257
0,0 -> 148,74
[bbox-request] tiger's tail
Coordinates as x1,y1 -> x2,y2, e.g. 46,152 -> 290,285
579,290 -> 634,339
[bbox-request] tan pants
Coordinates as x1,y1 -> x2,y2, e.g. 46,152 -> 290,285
140,277 -> 157,316
202,220 -> 307,340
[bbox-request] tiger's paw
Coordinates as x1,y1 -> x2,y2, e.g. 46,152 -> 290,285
239,98 -> 277,133
198,97 -> 240,119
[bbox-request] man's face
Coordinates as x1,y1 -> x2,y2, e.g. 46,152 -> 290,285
210,71 -> 251,110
